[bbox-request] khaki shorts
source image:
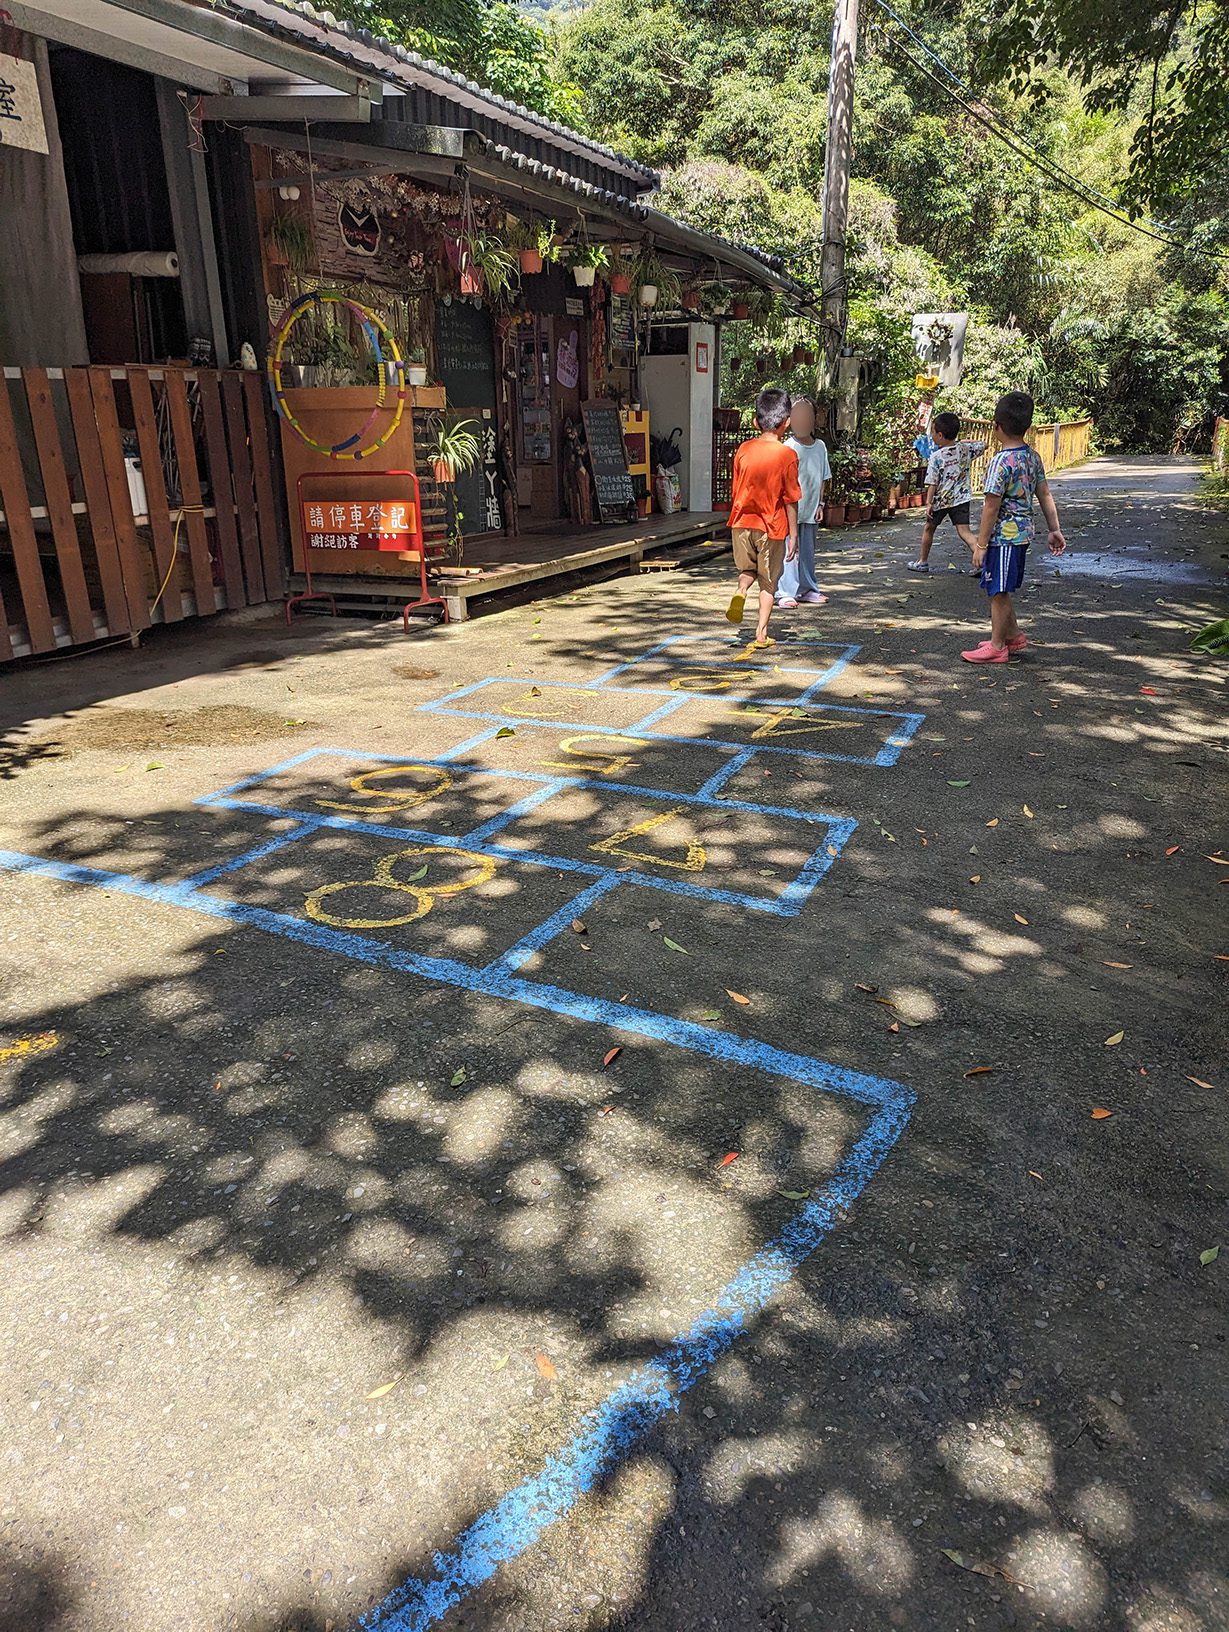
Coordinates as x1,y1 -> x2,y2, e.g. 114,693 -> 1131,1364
731,528 -> 786,591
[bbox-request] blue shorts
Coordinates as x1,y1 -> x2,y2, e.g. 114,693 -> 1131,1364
981,543 -> 1027,595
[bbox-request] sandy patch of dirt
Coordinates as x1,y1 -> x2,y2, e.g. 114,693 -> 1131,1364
43,706 -> 315,753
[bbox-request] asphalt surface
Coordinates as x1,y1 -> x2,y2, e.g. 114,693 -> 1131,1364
0,454 -> 1225,1632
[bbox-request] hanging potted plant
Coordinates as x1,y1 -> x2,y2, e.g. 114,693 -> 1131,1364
731,295 -> 751,320
266,209 -> 312,272
425,414 -> 481,485
509,217 -> 556,275
406,345 -> 428,388
681,287 -> 702,311
632,249 -> 680,310
460,231 -> 518,304
566,242 -> 609,287
609,247 -> 635,296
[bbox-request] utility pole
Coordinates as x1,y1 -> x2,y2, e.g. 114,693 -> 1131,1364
819,0 -> 859,393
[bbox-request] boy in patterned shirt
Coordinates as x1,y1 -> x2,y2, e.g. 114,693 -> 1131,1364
962,391 -> 1066,664
909,411 -> 985,571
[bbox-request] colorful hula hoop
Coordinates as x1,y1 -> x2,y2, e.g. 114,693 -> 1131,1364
267,291 -> 406,460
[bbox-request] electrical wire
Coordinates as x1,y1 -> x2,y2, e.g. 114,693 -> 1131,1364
870,0 -> 1175,233
871,19 -> 1229,263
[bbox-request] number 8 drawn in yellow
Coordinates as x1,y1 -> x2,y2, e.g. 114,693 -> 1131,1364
304,845 -> 496,930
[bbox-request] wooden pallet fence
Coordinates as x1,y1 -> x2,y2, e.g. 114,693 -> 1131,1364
0,364 -> 284,659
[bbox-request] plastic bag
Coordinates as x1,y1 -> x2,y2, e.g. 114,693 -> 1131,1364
654,465 -> 681,514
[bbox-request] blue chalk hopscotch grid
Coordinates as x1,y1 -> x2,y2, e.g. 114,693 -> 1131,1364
0,634 -> 923,1632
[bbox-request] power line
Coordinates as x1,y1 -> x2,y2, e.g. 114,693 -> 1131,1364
870,0 -> 1174,233
871,19 -> 1229,263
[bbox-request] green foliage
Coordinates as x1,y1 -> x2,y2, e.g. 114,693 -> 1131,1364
338,0 -> 583,122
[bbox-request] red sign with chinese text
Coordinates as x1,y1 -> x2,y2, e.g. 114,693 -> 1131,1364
300,499 -> 419,553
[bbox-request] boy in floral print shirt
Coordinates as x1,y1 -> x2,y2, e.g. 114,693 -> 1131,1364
962,391 -> 1066,663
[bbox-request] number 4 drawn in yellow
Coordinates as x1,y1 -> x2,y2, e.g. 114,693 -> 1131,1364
591,807 -> 706,872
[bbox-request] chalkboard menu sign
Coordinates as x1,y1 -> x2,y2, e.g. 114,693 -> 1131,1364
435,301 -> 496,412
580,400 -> 636,522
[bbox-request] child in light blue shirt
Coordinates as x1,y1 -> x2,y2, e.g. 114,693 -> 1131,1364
777,396 -> 831,607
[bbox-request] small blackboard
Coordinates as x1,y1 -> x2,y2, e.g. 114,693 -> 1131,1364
436,301 -> 496,411
580,400 -> 636,522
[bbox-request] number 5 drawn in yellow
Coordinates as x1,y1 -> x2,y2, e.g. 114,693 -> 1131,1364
591,808 -> 706,872
539,733 -> 649,778
315,763 -> 453,817
304,845 -> 496,929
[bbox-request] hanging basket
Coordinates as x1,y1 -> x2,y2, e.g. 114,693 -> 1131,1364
638,283 -> 658,308
681,290 -> 701,311
518,248 -> 544,274
432,458 -> 456,484
572,264 -> 597,287
732,300 -> 750,320
610,271 -> 631,296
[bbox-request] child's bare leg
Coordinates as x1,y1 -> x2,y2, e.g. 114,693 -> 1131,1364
754,587 -> 774,643
915,521 -> 936,563
956,522 -> 977,553
989,592 -> 1014,650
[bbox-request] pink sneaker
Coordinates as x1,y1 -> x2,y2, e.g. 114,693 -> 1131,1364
1006,634 -> 1028,652
801,591 -> 827,604
961,640 -> 1009,664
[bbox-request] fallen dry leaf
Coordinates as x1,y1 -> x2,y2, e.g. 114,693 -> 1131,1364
571,918 -> 587,934
855,982 -> 879,994
1164,845 -> 1181,856
1022,804 -> 1035,818
718,1151 -> 739,1167
940,1548 -> 1028,1587
964,1066 -> 994,1077
726,989 -> 751,1005
602,1046 -> 622,1069
599,1105 -> 614,1116
969,874 -> 981,884
1013,913 -> 1029,925
491,1353 -> 510,1372
1186,1076 -> 1216,1091
1104,1030 -> 1125,1046
534,1352 -> 558,1382
1028,1170 -> 1044,1182
986,817 -> 1000,828
1091,1106 -> 1113,1119
888,1021 -> 900,1033
1102,961 -> 1133,969
365,1378 -> 401,1400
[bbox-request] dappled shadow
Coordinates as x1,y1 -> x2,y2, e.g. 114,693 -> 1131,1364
0,456 -> 1224,1631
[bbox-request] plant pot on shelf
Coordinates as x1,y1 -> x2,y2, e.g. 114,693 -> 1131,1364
826,503 -> 847,527
911,492 -> 925,508
638,284 -> 658,308
518,248 -> 543,274
572,264 -> 597,287
610,272 -> 631,295
407,364 -> 428,388
460,268 -> 484,298
682,290 -> 701,311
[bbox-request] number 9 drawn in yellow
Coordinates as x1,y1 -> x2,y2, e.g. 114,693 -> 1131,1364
315,764 -> 453,817
304,845 -> 496,929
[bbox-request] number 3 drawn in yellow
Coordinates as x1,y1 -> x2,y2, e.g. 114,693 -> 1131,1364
304,845 -> 496,929
591,807 -> 706,872
315,764 -> 453,817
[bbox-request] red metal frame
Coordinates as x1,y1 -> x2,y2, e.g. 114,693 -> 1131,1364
287,470 -> 447,629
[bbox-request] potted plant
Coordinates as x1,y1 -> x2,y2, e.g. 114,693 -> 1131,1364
566,242 -> 609,288
681,287 -> 702,311
459,231 -> 519,303
267,209 -> 312,272
731,295 -> 751,321
633,248 -> 681,310
295,324 -> 357,388
425,414 -> 481,485
609,247 -> 635,296
509,217 -> 556,275
406,345 -> 428,388
825,448 -> 856,527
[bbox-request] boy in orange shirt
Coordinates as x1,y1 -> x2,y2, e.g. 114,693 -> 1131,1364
725,388 -> 800,647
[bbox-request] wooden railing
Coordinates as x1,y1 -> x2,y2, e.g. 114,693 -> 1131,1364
0,365 -> 284,660
961,416 -> 1093,494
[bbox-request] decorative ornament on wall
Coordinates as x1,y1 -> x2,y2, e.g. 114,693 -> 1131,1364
338,198 -> 381,257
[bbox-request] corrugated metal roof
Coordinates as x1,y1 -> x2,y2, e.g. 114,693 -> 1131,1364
219,0 -> 659,186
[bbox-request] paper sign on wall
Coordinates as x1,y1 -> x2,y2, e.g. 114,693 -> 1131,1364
695,342 -> 710,374
0,52 -> 49,155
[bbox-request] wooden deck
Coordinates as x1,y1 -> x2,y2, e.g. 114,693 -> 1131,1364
290,511 -> 730,621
